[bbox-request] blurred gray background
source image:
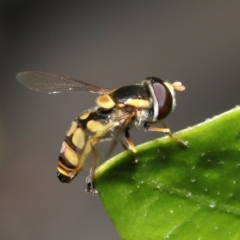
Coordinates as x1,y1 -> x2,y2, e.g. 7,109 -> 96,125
1,0 -> 240,239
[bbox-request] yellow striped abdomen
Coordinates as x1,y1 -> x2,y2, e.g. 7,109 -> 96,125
57,107 -> 115,183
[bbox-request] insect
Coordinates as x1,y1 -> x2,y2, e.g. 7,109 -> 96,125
16,71 -> 186,193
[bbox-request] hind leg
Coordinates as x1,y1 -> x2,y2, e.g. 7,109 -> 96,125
85,142 -> 99,194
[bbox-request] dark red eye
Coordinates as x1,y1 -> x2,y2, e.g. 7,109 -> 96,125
148,78 -> 173,120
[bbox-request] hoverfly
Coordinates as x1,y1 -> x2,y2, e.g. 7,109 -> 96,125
16,71 -> 186,193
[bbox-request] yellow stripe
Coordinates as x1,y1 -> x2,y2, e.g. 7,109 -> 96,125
79,111 -> 91,120
96,94 -> 115,109
57,165 -> 70,175
87,120 -> 114,133
62,142 -> 79,166
72,128 -> 85,149
66,121 -> 77,136
125,99 -> 150,108
58,161 -> 72,170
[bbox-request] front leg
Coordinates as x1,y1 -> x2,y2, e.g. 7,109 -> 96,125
144,122 -> 188,146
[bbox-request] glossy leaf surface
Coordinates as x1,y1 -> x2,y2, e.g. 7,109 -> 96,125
95,106 -> 240,239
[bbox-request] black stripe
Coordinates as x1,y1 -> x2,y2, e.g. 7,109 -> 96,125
58,153 -> 76,169
64,136 -> 77,152
75,109 -> 112,129
75,117 -> 87,129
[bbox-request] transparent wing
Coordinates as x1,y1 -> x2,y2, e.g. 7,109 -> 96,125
79,110 -> 136,171
104,110 -> 136,157
16,71 -> 110,94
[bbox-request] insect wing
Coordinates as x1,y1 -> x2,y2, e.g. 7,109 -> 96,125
16,71 -> 110,94
95,110 -> 136,164
75,112 -> 132,171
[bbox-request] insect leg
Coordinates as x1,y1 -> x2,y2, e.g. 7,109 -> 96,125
120,138 -> 128,151
86,171 -> 98,194
85,140 -> 99,194
144,122 -> 188,146
124,127 -> 137,153
86,168 -> 95,193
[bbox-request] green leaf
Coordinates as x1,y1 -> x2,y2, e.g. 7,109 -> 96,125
94,106 -> 240,240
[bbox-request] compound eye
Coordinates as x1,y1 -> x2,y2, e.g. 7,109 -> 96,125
57,171 -> 71,183
152,80 -> 172,120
